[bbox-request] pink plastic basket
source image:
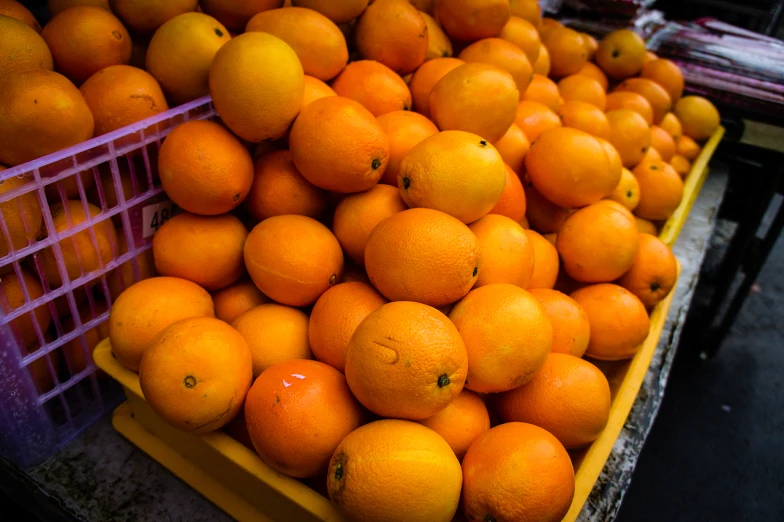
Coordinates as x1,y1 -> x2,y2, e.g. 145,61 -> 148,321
0,95 -> 216,468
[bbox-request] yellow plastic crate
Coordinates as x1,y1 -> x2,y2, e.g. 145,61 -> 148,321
94,127 -> 725,522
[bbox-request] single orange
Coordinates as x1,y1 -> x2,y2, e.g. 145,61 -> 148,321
434,0 -> 510,42
514,100 -> 562,142
660,112 -> 683,140
650,125 -> 676,161
581,32 -> 599,59
333,184 -> 408,266
290,0 -> 368,24
408,57 -> 464,118
0,1 -> 40,31
246,359 -> 365,478
496,353 -> 610,448
615,77 -> 672,124
606,109 -> 652,168
346,301 -> 468,419
523,183 -> 574,234
110,0 -> 197,33
493,123 -> 530,175
595,28 -> 646,80
0,174 -> 43,259
308,281 -> 387,372
301,75 -> 337,108
509,0 -> 541,26
607,167 -> 641,211
461,422 -> 575,522
541,26 -> 587,78
356,0 -> 427,75
525,127 -> 618,208
458,37 -> 534,94
676,134 -> 701,160
418,389 -> 490,460
332,60 -> 412,117
640,58 -> 685,103
213,280 -> 268,324
525,229 -> 559,290
489,164 -> 527,222
605,91 -> 654,125
533,42 -> 550,75
529,289 -> 590,357
674,95 -> 720,142
398,130 -> 506,224
0,15 -> 52,77
0,268 -> 52,348
365,208 -> 481,307
232,303 -> 312,377
618,232 -> 678,307
576,61 -> 609,91
557,200 -> 640,282
558,100 -> 610,139
633,160 -> 684,221
641,145 -> 662,163
571,283 -> 650,360
449,284 -> 552,393
671,154 -> 691,177
499,15 -> 540,65
244,215 -> 344,306
644,50 -> 658,63
421,12 -> 452,60
468,214 -> 534,289
522,74 -> 561,112
377,110 -> 439,185
558,74 -> 607,110
635,216 -> 658,235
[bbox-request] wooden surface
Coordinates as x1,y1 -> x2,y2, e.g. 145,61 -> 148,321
0,171 -> 730,522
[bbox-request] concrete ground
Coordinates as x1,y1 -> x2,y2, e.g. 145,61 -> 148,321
617,229 -> 784,520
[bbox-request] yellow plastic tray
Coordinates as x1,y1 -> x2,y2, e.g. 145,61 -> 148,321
95,127 -> 724,522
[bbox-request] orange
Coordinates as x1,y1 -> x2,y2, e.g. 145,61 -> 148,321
458,37 -> 534,94
607,167 -> 641,211
525,127 -> 618,208
635,216 -> 658,235
644,50 -> 658,63
523,73 -> 561,112
489,164 -> 527,221
209,32 -> 304,142
497,353 -> 610,448
40,201 -> 117,286
605,91 -> 654,125
434,0 -> 510,42
0,1 -> 39,31
558,74 -> 607,110
468,214 -> 534,289
158,120 -> 253,215
245,149 -> 328,220
377,110 -> 439,185
633,160 -> 684,221
615,77 -> 672,124
231,303 -> 312,376
247,6 -> 348,80
526,229 -> 559,290
152,212 -> 247,291
332,60 -> 412,117
541,26 -> 587,78
244,215 -> 343,306
674,95 -> 720,142
246,359 -> 364,478
529,289 -> 590,356
0,70 -> 93,167
356,0 -> 426,75
418,389 -> 490,460
0,174 -> 43,259
676,135 -> 701,160
409,57 -> 464,118
581,32 -> 599,59
109,276 -> 215,371
524,183 -> 574,234
595,28 -> 646,80
576,62 -> 609,92
421,12 -> 452,60
0,15 -> 52,77
641,145 -> 662,163
289,96 -> 390,192
499,16 -> 540,65
533,42 -> 550,75
106,232 -> 156,301
429,63 -> 518,142
213,280 -> 268,324
110,0 -> 197,33
140,316 -> 251,432
461,422 -> 575,522
328,419 -> 462,522
301,75 -> 337,107
493,124 -> 530,175
660,112 -> 683,140
670,154 -> 691,177
88,159 -> 143,210
571,283 -> 650,360
198,0 -> 280,31
365,208 -> 480,306
510,0 -> 541,25
48,0 -> 109,16
290,0 -> 368,24
79,65 -> 169,136
558,100 -> 610,139
345,301 -> 467,419
557,200 -> 640,282
309,281 -> 386,372
450,284 -> 552,393
398,130 -> 506,223
332,184 -> 408,265
41,6 -> 131,85
650,125 -> 676,161
514,100 -> 561,142
62,301 -> 110,374
640,58 -> 684,103
145,12 -> 231,104
619,232 -> 677,308
0,269 -> 52,347
606,109 -> 652,168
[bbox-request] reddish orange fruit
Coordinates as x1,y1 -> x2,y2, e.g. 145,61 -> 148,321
332,60 -> 412,117
558,100 -> 610,139
595,28 -> 646,80
418,389 -> 490,460
619,232 -> 678,307
514,100 -> 562,142
493,123 -> 530,174
526,229 -> 559,290
489,164 -> 527,222
529,289 -> 590,357
469,214 -> 534,289
633,161 -> 684,221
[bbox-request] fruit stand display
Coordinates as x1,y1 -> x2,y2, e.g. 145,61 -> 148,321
0,1 -> 725,521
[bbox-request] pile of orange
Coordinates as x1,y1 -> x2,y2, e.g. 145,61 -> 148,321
1,1 -> 723,521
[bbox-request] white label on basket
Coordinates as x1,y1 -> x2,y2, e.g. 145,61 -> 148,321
142,200 -> 177,238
